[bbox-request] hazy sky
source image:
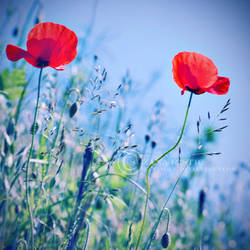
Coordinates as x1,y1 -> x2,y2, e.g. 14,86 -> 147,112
1,0 -> 249,172
45,0 -> 250,169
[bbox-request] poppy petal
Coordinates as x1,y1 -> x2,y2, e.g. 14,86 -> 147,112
6,44 -> 30,62
52,66 -> 65,71
27,22 -> 78,68
206,76 -> 230,95
172,52 -> 218,92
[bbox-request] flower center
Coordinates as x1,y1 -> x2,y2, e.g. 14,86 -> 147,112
36,57 -> 50,67
185,86 -> 202,94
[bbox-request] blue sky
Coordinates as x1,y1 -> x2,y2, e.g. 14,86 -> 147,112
45,0 -> 250,169
1,0 -> 250,173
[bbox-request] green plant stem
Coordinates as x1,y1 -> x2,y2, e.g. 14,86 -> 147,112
135,92 -> 193,250
165,207 -> 170,232
82,219 -> 90,250
145,163 -> 188,249
25,67 -> 43,250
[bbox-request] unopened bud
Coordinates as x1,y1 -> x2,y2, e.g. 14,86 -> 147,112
145,134 -> 150,143
151,141 -> 157,149
95,199 -> 102,209
30,122 -> 39,135
69,102 -> 78,118
161,232 -> 171,248
198,189 -> 206,217
12,27 -> 18,37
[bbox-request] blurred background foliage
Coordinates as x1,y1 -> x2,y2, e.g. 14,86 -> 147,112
0,0 -> 249,249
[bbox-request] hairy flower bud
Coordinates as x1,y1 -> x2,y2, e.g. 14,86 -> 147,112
198,189 -> 206,217
145,134 -> 150,143
151,140 -> 157,149
161,232 -> 171,248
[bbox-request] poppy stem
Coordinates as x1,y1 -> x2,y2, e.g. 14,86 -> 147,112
25,67 -> 43,249
135,92 -> 193,249
165,207 -> 170,233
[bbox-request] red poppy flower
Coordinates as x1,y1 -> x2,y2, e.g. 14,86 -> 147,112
6,22 -> 78,70
172,52 -> 230,95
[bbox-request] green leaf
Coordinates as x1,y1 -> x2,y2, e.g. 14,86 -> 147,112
103,237 -> 110,250
1,68 -> 26,88
0,68 -> 27,100
4,87 -> 23,100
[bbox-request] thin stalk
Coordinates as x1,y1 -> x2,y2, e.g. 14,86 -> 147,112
145,163 -> 188,249
82,219 -> 90,250
25,67 -> 43,250
135,92 -> 193,249
165,208 -> 170,233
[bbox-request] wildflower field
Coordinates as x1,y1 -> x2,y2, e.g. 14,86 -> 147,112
0,0 -> 249,249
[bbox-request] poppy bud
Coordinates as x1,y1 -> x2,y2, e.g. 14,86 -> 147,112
151,141 -> 157,149
137,155 -> 142,170
15,205 -> 20,214
31,172 -> 37,179
30,122 -> 39,135
95,199 -> 102,209
161,232 -> 171,248
6,119 -> 14,135
35,17 -> 40,24
198,189 -> 206,217
12,27 -> 18,37
4,139 -> 9,155
145,134 -> 150,143
69,103 -> 77,118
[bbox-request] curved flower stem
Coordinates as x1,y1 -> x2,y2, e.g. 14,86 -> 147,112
25,67 -> 43,250
165,207 -> 170,233
135,92 -> 193,250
